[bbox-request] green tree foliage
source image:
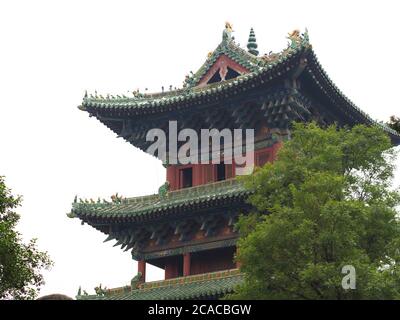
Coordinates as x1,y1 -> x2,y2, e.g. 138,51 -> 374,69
230,123 -> 400,299
0,176 -> 53,300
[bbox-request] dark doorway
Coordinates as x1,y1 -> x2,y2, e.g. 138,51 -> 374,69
216,162 -> 226,181
181,167 -> 193,188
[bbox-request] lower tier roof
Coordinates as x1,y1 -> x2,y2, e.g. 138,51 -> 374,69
69,178 -> 250,223
77,268 -> 242,300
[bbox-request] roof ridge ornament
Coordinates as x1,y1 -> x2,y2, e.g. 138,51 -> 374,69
222,22 -> 234,42
287,28 -> 311,50
247,27 -> 259,56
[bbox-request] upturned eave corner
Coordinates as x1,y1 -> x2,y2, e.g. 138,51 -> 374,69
67,211 -> 76,218
77,104 -> 87,111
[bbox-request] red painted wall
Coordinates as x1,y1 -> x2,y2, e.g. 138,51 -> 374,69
166,144 -> 281,190
164,255 -> 183,280
162,247 -> 236,279
190,247 -> 236,275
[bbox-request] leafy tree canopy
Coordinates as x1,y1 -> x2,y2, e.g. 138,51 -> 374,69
0,176 -> 53,300
230,123 -> 400,300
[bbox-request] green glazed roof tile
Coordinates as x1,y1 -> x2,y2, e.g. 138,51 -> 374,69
77,268 -> 243,300
78,30 -> 400,142
79,35 -> 308,112
69,179 -> 250,222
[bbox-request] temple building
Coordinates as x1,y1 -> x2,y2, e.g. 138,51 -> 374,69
69,24 -> 400,300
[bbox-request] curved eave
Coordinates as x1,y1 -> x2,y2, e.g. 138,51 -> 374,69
303,50 -> 400,145
72,193 -> 250,225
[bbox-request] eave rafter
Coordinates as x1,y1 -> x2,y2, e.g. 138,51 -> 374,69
174,219 -> 200,242
150,223 -> 174,246
96,208 -> 243,257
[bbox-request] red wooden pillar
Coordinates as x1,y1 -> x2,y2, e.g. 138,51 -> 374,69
193,164 -> 201,186
183,253 -> 191,276
166,166 -> 176,191
200,164 -> 206,185
138,259 -> 146,282
226,163 -> 233,179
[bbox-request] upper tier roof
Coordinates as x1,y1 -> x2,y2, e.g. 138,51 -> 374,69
78,29 -> 308,112
78,27 -> 400,144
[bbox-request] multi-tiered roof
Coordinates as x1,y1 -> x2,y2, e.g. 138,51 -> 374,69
71,25 -> 400,300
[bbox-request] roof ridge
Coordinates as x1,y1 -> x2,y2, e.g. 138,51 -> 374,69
79,33 -> 311,109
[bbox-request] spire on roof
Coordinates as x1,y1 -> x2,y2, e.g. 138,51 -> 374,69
247,28 -> 259,56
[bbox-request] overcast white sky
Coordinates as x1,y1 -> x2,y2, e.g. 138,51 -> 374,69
1,0 -> 400,298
